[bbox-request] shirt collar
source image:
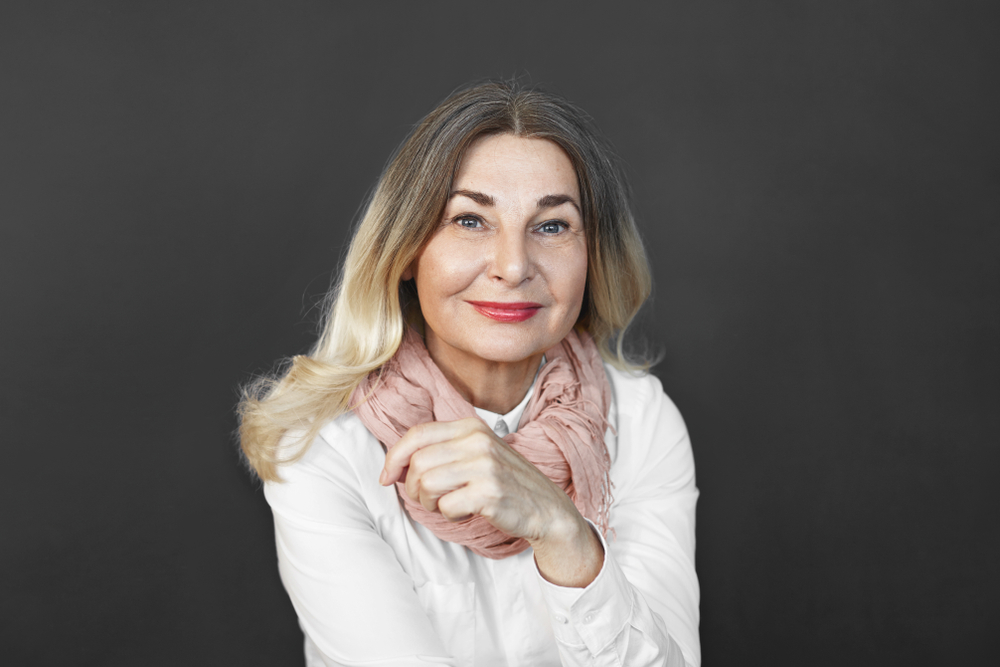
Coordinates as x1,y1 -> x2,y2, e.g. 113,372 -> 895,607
472,355 -> 546,436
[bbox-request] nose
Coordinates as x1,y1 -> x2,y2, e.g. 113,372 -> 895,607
489,229 -> 533,286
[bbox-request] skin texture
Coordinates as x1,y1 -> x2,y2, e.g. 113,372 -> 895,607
385,134 -> 604,588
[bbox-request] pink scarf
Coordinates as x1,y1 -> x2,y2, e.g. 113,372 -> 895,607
350,328 -> 613,559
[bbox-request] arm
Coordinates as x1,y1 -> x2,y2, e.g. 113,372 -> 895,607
264,430 -> 458,667
537,374 -> 700,667
374,373 -> 699,665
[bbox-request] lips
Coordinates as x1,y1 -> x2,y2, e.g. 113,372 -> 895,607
467,301 -> 542,323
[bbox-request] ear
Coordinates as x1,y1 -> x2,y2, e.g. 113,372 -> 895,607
401,263 -> 413,281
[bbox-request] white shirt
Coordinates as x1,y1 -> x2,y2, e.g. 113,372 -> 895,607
265,364 -> 700,666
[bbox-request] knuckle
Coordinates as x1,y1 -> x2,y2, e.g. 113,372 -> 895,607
408,447 -> 428,473
419,466 -> 440,491
479,455 -> 497,477
481,477 -> 502,500
383,447 -> 399,467
481,450 -> 503,475
420,492 -> 437,513
471,431 -> 494,453
437,493 -> 468,522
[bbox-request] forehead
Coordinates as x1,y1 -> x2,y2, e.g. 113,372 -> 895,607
452,134 -> 579,200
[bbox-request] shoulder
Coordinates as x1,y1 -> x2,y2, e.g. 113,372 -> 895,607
604,363 -> 686,435
272,411 -> 381,480
264,411 -> 387,521
603,364 -> 693,490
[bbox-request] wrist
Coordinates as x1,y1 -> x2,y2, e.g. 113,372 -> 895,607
533,508 -> 587,548
531,511 -> 605,588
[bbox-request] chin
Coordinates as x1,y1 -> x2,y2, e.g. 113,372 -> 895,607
464,328 -> 561,363
470,347 -> 542,364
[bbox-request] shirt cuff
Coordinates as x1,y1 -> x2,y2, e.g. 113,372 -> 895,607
535,520 -> 634,655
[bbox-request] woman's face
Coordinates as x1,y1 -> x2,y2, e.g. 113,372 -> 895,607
406,133 -> 588,368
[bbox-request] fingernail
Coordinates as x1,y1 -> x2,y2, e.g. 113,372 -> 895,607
379,469 -> 387,485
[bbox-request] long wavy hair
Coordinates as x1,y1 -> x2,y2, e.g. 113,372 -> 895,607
239,81 -> 652,481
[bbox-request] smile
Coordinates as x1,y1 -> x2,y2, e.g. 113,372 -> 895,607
467,301 -> 542,323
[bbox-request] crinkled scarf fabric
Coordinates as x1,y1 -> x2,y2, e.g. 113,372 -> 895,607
350,328 -> 613,559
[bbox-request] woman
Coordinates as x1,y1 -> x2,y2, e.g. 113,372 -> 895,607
240,81 -> 700,666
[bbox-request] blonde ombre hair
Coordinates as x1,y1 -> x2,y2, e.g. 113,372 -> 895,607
239,81 -> 652,481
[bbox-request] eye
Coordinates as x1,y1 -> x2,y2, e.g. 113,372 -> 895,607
455,215 -> 484,229
537,220 -> 567,235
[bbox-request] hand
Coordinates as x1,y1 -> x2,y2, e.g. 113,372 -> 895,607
380,417 -> 604,587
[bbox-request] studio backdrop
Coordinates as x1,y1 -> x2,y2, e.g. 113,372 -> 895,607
1,2 -> 997,665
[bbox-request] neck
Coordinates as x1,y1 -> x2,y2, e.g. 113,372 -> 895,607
424,333 -> 541,415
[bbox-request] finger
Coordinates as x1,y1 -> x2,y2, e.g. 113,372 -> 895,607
407,461 -> 488,512
404,443 -> 463,504
409,428 -> 506,502
436,483 -> 486,523
381,421 -> 460,485
412,462 -> 473,513
381,418 -> 486,485
406,427 -> 517,507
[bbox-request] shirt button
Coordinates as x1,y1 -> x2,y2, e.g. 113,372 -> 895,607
584,612 -> 595,624
554,614 -> 568,624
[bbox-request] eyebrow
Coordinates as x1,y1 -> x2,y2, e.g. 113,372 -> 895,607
450,190 -> 495,207
537,194 -> 581,214
450,190 -> 581,214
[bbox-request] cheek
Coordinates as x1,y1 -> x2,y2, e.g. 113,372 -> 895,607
553,248 -> 589,308
414,242 -> 482,300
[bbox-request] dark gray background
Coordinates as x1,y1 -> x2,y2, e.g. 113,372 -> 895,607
2,1 -> 997,665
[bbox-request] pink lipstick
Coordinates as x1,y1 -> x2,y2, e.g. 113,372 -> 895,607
467,301 -> 542,323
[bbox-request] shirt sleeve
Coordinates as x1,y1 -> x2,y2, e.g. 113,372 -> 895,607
264,428 -> 458,667
535,374 -> 701,667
